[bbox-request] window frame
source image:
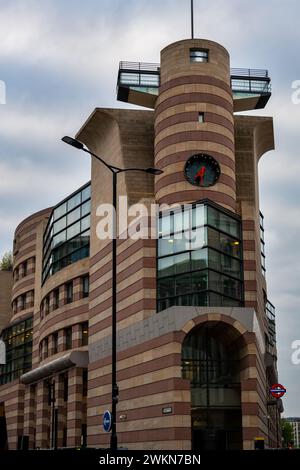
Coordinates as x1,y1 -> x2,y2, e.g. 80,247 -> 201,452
190,48 -> 209,63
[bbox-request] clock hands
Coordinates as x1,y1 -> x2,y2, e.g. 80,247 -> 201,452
194,166 -> 206,185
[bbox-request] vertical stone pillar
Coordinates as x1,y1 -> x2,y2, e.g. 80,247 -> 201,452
27,290 -> 34,308
36,381 -> 50,448
67,367 -> 83,447
23,384 -> 36,448
59,284 -> 66,308
58,329 -> 65,353
27,256 -> 36,275
73,277 -> 82,301
19,263 -> 25,278
72,323 -> 81,349
48,333 -> 55,357
55,374 -> 67,448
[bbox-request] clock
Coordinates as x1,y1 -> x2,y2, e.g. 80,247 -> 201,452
184,153 -> 221,187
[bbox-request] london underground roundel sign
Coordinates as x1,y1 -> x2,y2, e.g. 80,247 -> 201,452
103,410 -> 112,433
270,383 -> 286,399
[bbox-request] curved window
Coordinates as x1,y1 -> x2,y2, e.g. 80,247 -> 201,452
0,317 -> 33,385
42,183 -> 91,283
157,202 -> 243,311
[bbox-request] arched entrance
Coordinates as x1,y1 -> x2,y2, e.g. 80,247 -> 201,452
182,323 -> 243,450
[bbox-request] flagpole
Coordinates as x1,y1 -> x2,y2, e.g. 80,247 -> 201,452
191,0 -> 194,39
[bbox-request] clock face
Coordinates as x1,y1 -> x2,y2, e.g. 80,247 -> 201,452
184,153 -> 221,187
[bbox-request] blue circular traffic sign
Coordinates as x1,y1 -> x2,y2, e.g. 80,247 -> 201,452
103,410 -> 112,433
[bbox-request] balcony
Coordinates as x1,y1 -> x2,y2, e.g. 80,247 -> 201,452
230,68 -> 271,112
117,61 -> 271,111
117,62 -> 160,108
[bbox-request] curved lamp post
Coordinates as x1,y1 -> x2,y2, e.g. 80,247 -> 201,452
62,136 -> 163,450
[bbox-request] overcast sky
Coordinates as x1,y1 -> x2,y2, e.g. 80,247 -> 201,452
0,0 -> 299,417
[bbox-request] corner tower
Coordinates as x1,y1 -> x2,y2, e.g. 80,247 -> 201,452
154,39 -> 235,212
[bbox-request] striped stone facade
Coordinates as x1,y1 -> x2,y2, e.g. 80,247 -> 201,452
0,38 -> 280,450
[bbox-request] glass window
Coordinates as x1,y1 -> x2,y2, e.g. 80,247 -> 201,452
44,296 -> 50,315
198,112 -> 205,123
67,207 -> 81,226
207,206 -> 239,238
53,231 -> 66,248
81,185 -> 91,202
23,261 -> 27,277
67,192 -> 81,211
158,253 -> 190,277
173,253 -> 190,274
191,271 -> 208,292
53,288 -> 59,309
81,200 -> 91,217
157,202 -> 243,312
190,227 -> 206,250
157,278 -> 175,299
67,221 -> 81,240
66,282 -> 73,304
190,48 -> 209,63
175,275 -> 191,295
42,184 -> 91,282
20,294 -> 26,310
173,209 -> 190,234
219,212 -> 239,238
53,216 -> 67,235
192,204 -> 205,228
158,214 -> 173,237
158,256 -> 176,278
207,228 -> 241,258
221,253 -> 241,279
44,337 -> 48,358
81,215 -> 90,232
65,328 -> 72,350
158,237 -> 189,257
53,202 -> 67,221
82,276 -> 89,298
53,332 -> 58,354
191,249 -> 208,271
81,322 -> 88,346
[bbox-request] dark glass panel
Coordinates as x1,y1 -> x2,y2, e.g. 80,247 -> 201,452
157,278 -> 175,299
191,249 -> 208,271
175,275 -> 191,295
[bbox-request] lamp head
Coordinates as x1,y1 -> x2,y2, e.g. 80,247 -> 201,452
62,136 -> 84,150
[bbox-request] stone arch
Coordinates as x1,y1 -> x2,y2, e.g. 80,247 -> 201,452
180,313 -> 260,450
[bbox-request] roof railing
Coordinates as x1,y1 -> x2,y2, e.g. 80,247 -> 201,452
117,62 -> 272,96
119,61 -> 160,72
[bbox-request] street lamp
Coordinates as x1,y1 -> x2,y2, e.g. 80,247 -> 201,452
62,136 -> 163,450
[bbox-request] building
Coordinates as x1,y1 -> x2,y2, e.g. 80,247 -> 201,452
0,38 -> 282,450
286,418 -> 300,447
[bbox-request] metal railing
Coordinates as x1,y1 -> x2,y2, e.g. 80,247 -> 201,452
119,61 -> 160,72
231,78 -> 271,94
230,68 -> 269,78
118,62 -> 271,95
